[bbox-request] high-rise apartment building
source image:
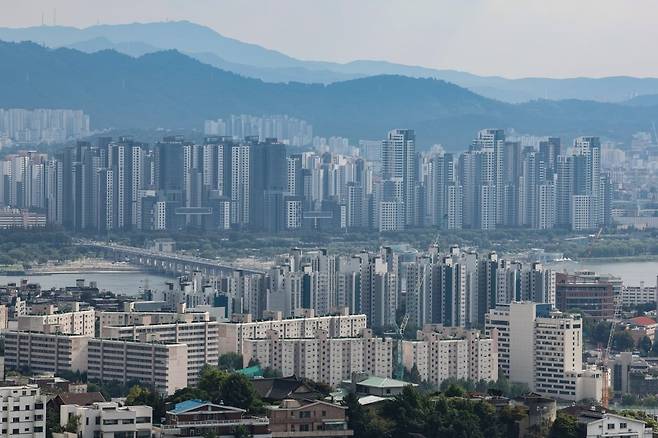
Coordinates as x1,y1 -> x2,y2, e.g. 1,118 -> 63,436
485,301 -> 602,401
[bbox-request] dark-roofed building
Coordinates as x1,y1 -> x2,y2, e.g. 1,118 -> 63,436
252,377 -> 322,403
48,391 -> 106,413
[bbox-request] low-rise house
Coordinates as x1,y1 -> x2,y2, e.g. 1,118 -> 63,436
559,406 -> 653,438
621,316 -> 658,343
59,402 -> 152,438
266,399 -> 353,438
348,375 -> 416,397
584,413 -> 652,438
48,392 -> 106,414
160,400 -> 271,437
252,377 -> 323,403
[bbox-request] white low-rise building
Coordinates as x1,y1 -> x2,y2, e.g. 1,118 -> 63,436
0,384 -> 47,438
60,402 -> 152,438
584,413 -> 652,438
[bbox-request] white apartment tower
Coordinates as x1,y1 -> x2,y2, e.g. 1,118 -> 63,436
485,301 -> 602,401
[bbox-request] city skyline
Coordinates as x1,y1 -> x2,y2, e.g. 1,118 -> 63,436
1,0 -> 658,78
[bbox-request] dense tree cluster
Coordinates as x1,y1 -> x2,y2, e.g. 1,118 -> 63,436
344,385 -> 526,438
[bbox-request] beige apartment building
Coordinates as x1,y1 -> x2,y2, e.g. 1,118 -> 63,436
87,339 -> 188,395
18,305 -> 95,336
401,326 -> 497,387
4,331 -> 90,374
217,310 -> 367,355
98,309 -> 210,337
100,320 -> 219,386
243,329 -> 392,388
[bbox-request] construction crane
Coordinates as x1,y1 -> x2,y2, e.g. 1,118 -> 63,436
601,292 -> 623,407
392,233 -> 440,381
394,313 -> 410,380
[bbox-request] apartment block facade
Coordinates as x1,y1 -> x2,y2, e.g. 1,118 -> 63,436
87,339 -> 188,395
242,329 -> 393,388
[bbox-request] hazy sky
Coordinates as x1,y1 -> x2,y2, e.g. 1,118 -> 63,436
1,0 -> 656,78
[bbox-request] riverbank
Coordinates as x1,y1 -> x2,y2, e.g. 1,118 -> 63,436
25,258 -> 143,275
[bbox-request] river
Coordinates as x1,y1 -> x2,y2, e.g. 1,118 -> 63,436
0,271 -> 174,296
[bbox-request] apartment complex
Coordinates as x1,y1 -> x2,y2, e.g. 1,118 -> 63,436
621,284 -> 657,307
87,339 -> 188,395
4,331 -> 90,374
218,311 -> 367,355
59,402 -> 152,438
0,384 -> 47,438
18,306 -> 95,336
485,302 -> 602,401
401,326 -> 497,387
100,319 -> 219,386
243,329 -> 393,388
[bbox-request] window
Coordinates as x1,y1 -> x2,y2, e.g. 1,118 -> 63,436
607,424 -> 615,430
619,422 -> 627,428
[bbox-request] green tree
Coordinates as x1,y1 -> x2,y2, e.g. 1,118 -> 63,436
613,331 -> 636,352
233,425 -> 250,438
198,365 -> 229,402
218,352 -> 244,371
64,414 -> 81,433
549,412 -> 579,438
219,373 -> 262,412
444,384 -> 465,398
166,387 -> 210,405
639,336 -> 652,355
126,385 -> 166,423
344,392 -> 376,438
46,405 -> 64,438
651,338 -> 658,357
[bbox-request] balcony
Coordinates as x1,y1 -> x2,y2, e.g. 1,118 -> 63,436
161,416 -> 270,429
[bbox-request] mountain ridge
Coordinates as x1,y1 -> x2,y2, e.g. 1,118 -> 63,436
1,41 -> 657,149
2,22 -> 658,103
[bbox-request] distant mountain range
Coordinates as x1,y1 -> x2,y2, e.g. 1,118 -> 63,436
2,21 -> 658,103
2,41 -> 658,149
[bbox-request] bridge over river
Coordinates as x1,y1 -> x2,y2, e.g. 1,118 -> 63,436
76,240 -> 265,278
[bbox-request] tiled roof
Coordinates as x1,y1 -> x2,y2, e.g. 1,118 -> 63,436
57,392 -> 106,406
169,399 -> 209,414
356,377 -> 413,388
629,316 -> 657,327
